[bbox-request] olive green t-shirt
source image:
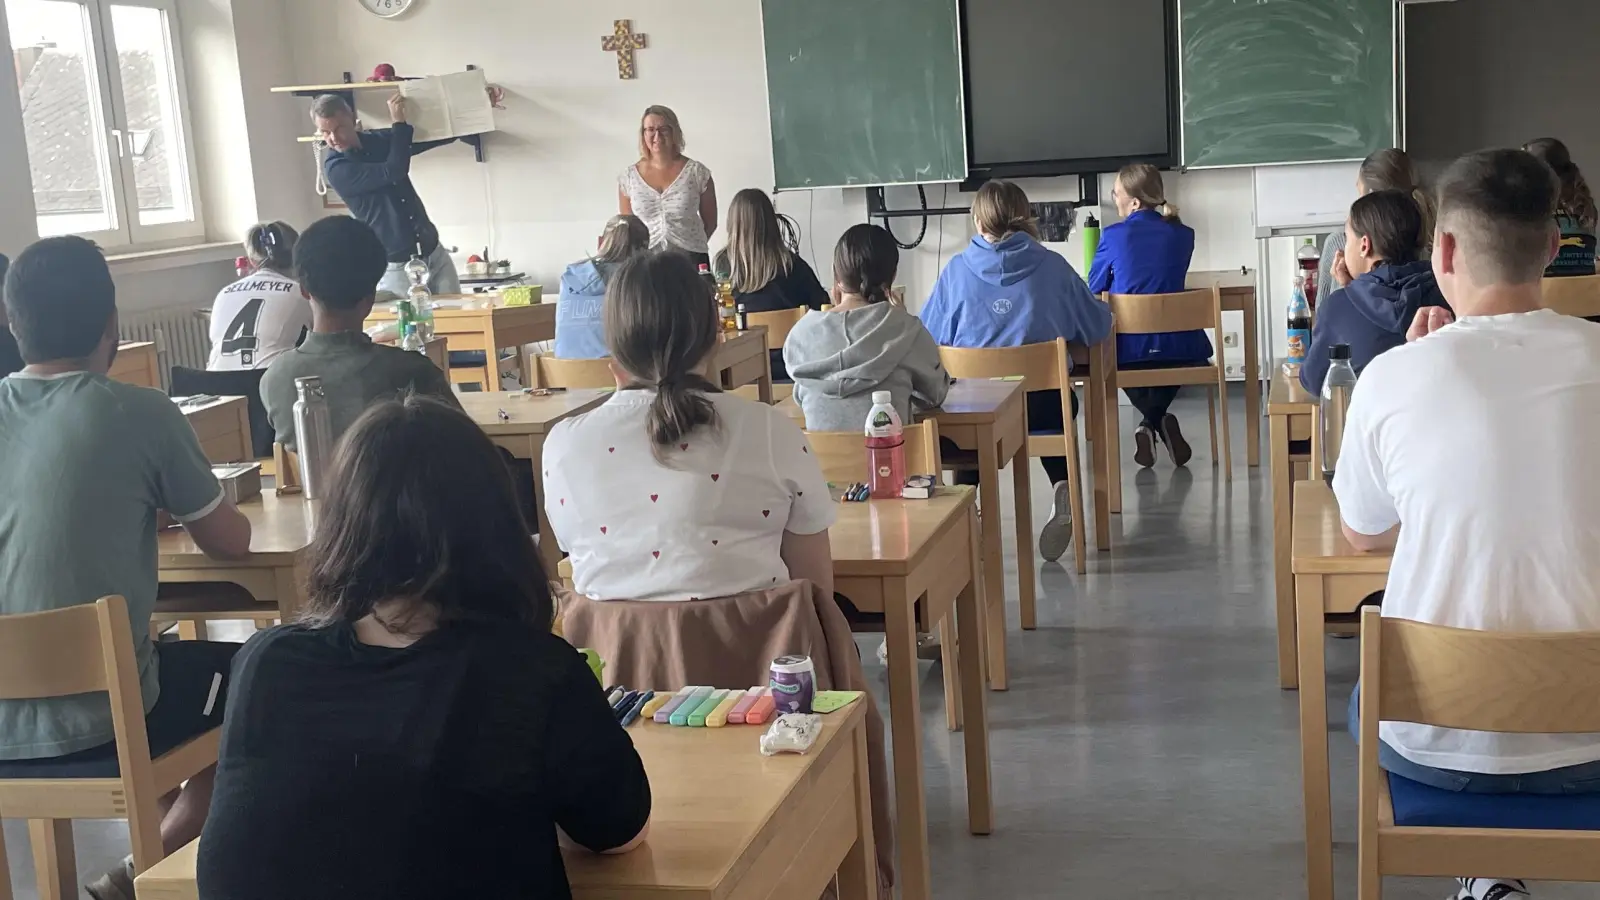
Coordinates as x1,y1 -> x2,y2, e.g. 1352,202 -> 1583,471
260,331 -> 461,451
0,371 -> 223,759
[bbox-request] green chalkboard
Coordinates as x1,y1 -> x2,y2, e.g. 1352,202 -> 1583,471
1181,0 -> 1396,168
761,0 -> 966,190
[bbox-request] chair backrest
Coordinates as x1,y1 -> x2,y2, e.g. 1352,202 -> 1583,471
1542,274 -> 1600,318
804,419 -> 942,483
747,307 -> 807,349
937,338 -> 1071,393
169,366 -> 273,458
534,355 -> 616,389
1360,607 -> 1600,734
1105,286 -> 1223,336
273,442 -> 302,493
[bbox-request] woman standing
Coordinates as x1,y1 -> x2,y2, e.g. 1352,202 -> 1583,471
1524,137 -> 1598,278
618,106 -> 718,269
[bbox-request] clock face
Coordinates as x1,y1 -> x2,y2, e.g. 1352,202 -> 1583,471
360,0 -> 413,18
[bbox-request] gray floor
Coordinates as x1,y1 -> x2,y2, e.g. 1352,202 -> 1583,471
5,393 -> 1595,898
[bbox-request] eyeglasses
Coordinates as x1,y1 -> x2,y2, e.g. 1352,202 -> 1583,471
643,126 -> 674,135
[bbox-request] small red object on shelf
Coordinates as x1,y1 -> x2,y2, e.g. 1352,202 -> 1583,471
369,63 -> 398,82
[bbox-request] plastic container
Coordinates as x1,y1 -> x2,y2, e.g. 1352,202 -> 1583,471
1319,343 -> 1357,480
864,391 -> 906,500
769,655 -> 816,715
1283,275 -> 1312,377
1297,237 -> 1321,310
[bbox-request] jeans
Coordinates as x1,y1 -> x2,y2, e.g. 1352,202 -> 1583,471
377,244 -> 460,298
1346,686 -> 1600,794
1121,360 -> 1207,430
946,389 -> 1077,487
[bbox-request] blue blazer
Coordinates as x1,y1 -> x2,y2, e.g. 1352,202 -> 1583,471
1087,210 -> 1212,364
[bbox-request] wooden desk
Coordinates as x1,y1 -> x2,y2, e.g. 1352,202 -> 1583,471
1291,481 -> 1390,900
110,341 -> 160,389
175,396 -> 250,464
713,327 -> 774,403
157,492 -> 317,621
459,389 -> 614,575
136,701 -> 877,900
1269,368 -> 1318,689
1187,269 -> 1261,467
366,298 -> 555,390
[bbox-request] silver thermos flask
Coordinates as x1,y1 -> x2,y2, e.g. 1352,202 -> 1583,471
292,376 -> 333,499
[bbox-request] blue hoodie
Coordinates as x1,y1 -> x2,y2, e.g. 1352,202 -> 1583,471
920,233 -> 1113,350
554,259 -> 614,359
1299,260 -> 1449,394
1086,209 -> 1212,364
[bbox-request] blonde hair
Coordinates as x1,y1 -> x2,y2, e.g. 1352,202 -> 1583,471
244,221 -> 298,273
1117,163 -> 1181,223
637,105 -> 686,160
972,180 -> 1041,241
718,189 -> 799,293
594,215 -> 651,265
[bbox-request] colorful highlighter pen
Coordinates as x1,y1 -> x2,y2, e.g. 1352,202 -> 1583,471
727,686 -> 765,725
654,686 -> 701,724
620,690 -> 654,727
640,692 -> 674,720
669,686 -> 714,726
746,692 -> 778,725
706,690 -> 743,727
686,689 -> 729,727
611,690 -> 640,719
605,687 -> 626,709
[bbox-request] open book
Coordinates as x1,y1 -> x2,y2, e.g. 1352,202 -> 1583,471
396,70 -> 495,142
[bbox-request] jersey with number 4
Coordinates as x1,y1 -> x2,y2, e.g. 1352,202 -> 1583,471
207,274 -> 313,371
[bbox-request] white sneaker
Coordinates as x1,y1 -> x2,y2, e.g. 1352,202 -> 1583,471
1038,480 -> 1074,562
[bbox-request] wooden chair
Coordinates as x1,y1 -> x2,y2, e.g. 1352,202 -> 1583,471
732,383 -> 793,404
1102,286 -> 1232,505
938,338 -> 1090,577
746,307 -> 808,350
272,442 -> 301,494
530,354 -> 616,390
1356,607 -> 1600,899
1541,274 -> 1600,318
0,596 -> 220,899
804,419 -> 942,484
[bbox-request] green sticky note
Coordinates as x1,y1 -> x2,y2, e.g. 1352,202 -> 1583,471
812,690 -> 863,714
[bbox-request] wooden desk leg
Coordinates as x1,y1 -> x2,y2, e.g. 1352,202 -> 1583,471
882,576 -> 932,900
1243,299 -> 1262,467
957,506 -> 995,835
758,344 -> 775,404
1296,575 -> 1334,900
975,428 -> 1008,691
940,615 -> 961,732
838,716 -> 880,900
273,566 -> 302,624
1012,442 -> 1037,629
482,322 -> 502,390
28,819 -> 75,900
1270,414 -> 1298,690
1104,350 -> 1123,515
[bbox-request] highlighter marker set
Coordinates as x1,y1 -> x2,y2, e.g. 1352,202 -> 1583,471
629,686 -> 779,728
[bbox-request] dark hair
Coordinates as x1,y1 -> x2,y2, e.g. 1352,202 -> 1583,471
1348,190 -> 1425,266
1436,149 -> 1559,286
832,224 -> 899,305
244,221 -> 299,274
1524,137 -> 1598,228
302,395 -> 552,631
603,251 -> 722,463
294,216 -> 387,310
1358,148 -> 1436,247
3,236 -> 115,364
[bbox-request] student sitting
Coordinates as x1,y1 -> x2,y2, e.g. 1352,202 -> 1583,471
1088,163 -> 1208,469
0,253 -> 19,378
1316,148 -> 1435,305
544,250 -> 835,602
784,223 -> 950,432
1524,137 -> 1598,278
555,214 -> 650,360
197,395 -> 651,900
1337,149 -> 1600,900
261,215 -> 459,452
921,179 -> 1112,562
0,236 -> 252,900
207,221 -> 312,371
714,189 -> 829,314
1300,190 -> 1447,393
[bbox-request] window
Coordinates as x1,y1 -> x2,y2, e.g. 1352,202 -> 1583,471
6,0 -> 202,247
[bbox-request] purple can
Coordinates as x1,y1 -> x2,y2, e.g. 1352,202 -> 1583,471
769,655 -> 816,715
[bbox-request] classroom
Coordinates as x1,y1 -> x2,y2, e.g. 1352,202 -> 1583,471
1,0 -> 1599,898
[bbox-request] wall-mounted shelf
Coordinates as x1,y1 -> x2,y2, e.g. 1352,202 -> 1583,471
270,68 -> 487,163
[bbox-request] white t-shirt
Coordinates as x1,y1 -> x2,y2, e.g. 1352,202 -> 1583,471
619,159 -> 713,254
544,390 -> 835,602
206,271 -> 313,371
1334,309 -> 1600,774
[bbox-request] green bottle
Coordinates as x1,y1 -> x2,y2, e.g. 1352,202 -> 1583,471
1082,213 -> 1102,273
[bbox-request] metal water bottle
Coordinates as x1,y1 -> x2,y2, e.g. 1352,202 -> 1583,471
1081,213 -> 1101,273
292,376 -> 333,500
1319,344 -> 1357,481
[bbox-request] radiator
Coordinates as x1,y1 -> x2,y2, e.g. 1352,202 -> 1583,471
119,307 -> 211,390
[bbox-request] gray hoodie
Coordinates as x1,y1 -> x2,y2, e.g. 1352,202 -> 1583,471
783,303 -> 952,433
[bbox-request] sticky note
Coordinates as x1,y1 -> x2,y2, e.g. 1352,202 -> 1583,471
812,691 -> 863,714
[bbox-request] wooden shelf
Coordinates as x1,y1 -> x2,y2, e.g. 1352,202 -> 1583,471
270,81 -> 395,94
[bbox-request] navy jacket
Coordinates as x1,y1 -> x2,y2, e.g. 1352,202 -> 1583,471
1298,260 -> 1448,394
1087,209 -> 1212,364
322,124 -> 457,263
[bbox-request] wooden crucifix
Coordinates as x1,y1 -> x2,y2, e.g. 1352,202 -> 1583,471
601,20 -> 648,80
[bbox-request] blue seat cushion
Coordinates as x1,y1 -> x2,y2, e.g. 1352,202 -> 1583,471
1027,428 -> 1065,438
1388,772 -> 1600,829
448,350 -> 488,367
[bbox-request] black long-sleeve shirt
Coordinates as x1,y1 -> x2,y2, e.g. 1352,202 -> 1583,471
197,621 -> 651,900
323,124 -> 458,262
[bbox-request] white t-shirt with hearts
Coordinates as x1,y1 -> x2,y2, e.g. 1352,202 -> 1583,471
543,390 -> 835,602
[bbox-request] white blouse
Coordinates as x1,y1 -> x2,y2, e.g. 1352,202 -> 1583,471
619,158 -> 713,254
542,390 -> 835,602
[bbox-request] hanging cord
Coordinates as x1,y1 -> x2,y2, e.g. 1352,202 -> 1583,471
312,140 -> 329,197
882,185 -> 929,251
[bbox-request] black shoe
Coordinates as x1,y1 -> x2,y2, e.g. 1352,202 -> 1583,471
1133,426 -> 1158,469
1160,414 -> 1192,467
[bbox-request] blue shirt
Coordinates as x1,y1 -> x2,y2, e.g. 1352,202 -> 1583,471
322,124 -> 458,263
920,233 -> 1113,351
555,259 -> 614,360
1087,209 -> 1212,364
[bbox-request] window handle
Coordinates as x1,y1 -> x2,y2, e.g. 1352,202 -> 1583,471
110,128 -> 126,158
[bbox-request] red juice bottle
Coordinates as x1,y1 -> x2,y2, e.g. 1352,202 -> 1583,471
865,391 -> 905,500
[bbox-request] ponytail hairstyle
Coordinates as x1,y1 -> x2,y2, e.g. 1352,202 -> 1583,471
1524,137 -> 1598,229
244,221 -> 299,275
1348,190 -> 1425,266
971,180 -> 1041,241
603,251 -> 723,464
717,189 -> 801,293
1358,148 -> 1436,253
1116,163 -> 1180,224
593,214 -> 651,266
832,224 -> 900,305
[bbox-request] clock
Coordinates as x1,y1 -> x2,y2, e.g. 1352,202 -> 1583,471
359,0 -> 414,18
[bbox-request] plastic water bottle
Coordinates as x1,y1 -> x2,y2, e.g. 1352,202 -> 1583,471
864,391 -> 905,500
292,376 -> 333,500
1283,275 -> 1312,377
400,320 -> 425,353
1297,237 -> 1321,310
405,252 -> 435,340
1319,343 -> 1357,481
